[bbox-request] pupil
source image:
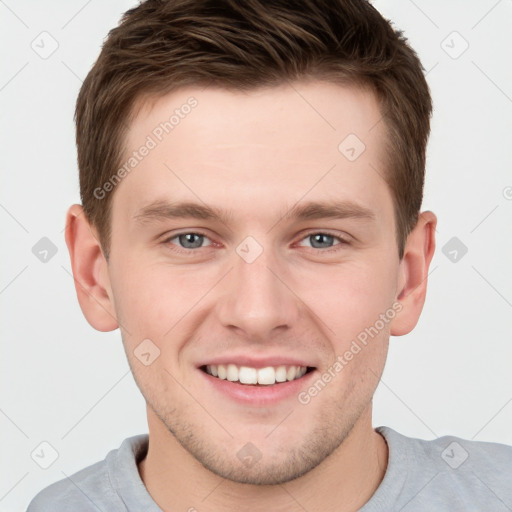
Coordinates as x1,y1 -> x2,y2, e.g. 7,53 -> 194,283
311,234 -> 332,248
180,233 -> 202,248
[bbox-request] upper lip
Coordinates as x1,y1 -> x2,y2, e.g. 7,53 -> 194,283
197,355 -> 316,369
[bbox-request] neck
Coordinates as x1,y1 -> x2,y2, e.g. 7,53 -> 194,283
138,405 -> 388,512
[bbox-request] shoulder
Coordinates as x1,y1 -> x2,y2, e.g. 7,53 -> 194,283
377,426 -> 512,510
26,459 -> 112,511
401,428 -> 512,476
26,434 -> 149,512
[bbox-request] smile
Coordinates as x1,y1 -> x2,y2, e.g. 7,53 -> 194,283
201,364 -> 312,385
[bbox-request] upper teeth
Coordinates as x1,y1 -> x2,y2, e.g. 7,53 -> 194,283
205,364 -> 308,385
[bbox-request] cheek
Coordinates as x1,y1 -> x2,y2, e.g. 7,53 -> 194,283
110,261 -> 218,356
112,262 -> 185,320
297,258 -> 398,339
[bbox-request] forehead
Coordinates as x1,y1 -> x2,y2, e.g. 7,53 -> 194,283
113,80 -> 391,227
128,80 -> 384,152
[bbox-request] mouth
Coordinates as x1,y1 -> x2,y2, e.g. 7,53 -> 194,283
200,364 -> 315,386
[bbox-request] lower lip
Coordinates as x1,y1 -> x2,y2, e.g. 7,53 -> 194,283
198,368 -> 317,406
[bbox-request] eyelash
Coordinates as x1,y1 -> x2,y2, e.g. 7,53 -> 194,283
161,230 -> 350,255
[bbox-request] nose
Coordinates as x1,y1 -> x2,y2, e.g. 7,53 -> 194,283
215,240 -> 301,341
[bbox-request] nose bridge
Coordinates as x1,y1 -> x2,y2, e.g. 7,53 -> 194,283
216,236 -> 299,338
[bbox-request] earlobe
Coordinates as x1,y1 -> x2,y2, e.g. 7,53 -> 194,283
390,211 -> 437,336
64,204 -> 119,332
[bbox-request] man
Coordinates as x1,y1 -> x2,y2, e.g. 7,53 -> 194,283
27,0 -> 512,510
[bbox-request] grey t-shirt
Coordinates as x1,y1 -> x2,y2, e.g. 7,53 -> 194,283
26,426 -> 512,511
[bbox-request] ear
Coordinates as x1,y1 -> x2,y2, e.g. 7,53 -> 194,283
64,204 -> 119,332
390,210 -> 437,336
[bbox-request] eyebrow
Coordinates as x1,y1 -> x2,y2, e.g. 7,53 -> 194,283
132,199 -> 375,225
133,200 -> 234,225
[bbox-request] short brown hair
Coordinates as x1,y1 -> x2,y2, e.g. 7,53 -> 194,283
75,0 -> 432,261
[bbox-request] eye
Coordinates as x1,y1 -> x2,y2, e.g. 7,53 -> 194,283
161,230 -> 349,255
163,232 -> 213,251
297,232 -> 349,251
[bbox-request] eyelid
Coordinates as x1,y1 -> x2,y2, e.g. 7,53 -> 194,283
299,229 -> 351,242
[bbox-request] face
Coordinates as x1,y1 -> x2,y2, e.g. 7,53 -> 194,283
104,81 -> 402,484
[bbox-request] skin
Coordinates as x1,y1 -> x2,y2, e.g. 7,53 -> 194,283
65,80 -> 436,512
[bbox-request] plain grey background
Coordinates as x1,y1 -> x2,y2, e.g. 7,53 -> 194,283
1,0 -> 511,510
